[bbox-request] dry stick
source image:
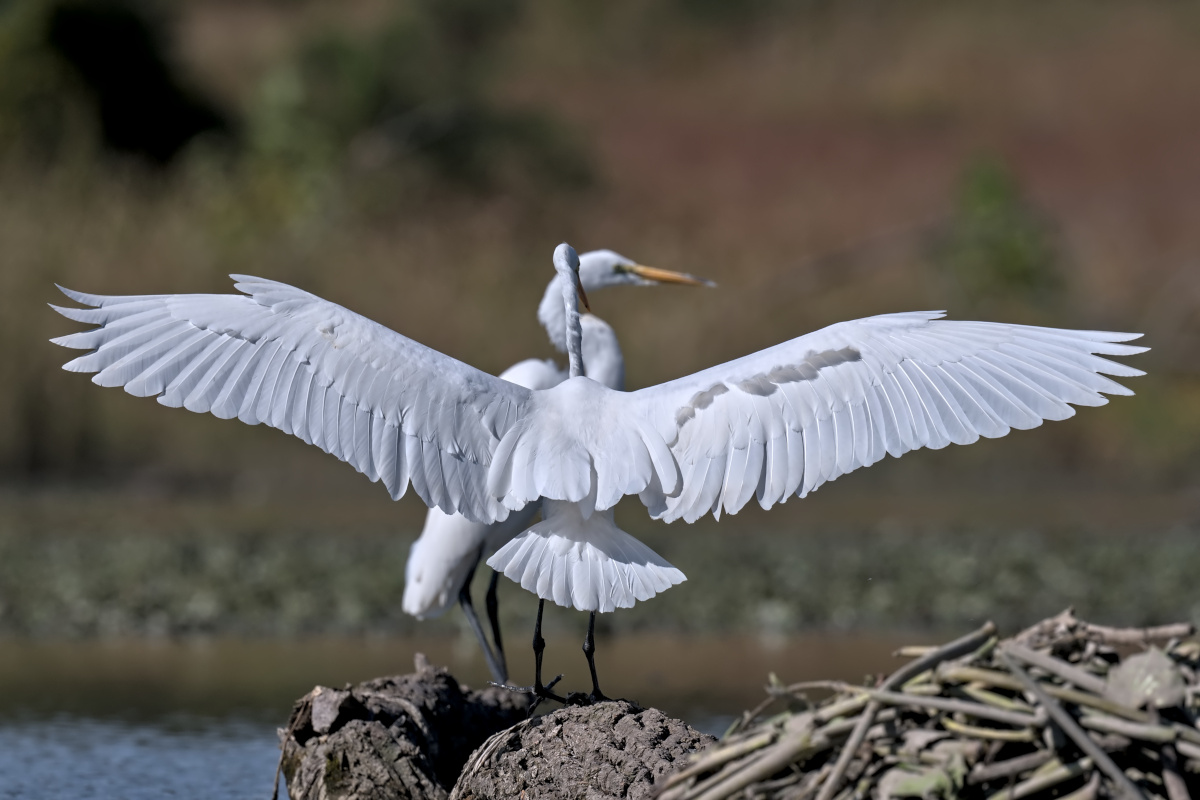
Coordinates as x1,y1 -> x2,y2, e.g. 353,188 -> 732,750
784,680 -> 853,694
989,757 -> 1093,800
1060,773 -> 1102,800
956,684 -> 1036,714
864,689 -> 1044,728
683,710 -> 899,800
939,666 -> 1154,723
813,621 -> 997,800
1161,742 -> 1192,800
968,749 -> 1055,784
997,649 -> 1146,800
660,731 -> 778,791
727,696 -> 786,737
1173,724 -> 1200,748
688,725 -> 833,800
781,764 -> 830,800
755,771 -> 807,793
1003,642 -> 1109,695
944,718 -> 1037,743
669,753 -> 759,800
1079,714 -> 1176,744
896,645 -> 938,658
1083,622 -> 1194,646
270,754 -> 283,800
271,694 -> 315,800
813,695 -> 870,725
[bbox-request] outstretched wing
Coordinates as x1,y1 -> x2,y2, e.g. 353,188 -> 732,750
50,275 -> 532,523
627,312 -> 1146,523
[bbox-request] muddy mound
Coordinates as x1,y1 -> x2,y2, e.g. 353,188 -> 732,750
452,700 -> 715,800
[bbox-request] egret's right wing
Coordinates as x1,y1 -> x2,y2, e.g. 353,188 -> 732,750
627,312 -> 1146,523
50,275 -> 532,523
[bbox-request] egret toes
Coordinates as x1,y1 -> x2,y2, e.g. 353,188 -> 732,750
502,600 -> 567,715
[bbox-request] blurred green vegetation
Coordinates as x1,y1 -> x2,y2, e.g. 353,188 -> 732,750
244,0 -> 592,219
1,507 -> 1197,637
0,0 -> 97,164
0,0 -> 591,207
933,156 -> 1064,320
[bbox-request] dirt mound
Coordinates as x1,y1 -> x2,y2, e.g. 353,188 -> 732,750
278,653 -> 529,800
452,700 -> 715,800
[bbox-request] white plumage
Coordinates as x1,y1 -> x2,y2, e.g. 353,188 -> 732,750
50,244 -> 1147,620
401,252 -> 712,626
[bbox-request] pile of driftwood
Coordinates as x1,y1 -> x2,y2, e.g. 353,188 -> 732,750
658,611 -> 1199,800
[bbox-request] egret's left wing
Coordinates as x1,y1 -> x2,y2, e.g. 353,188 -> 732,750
626,312 -> 1146,523
50,276 -> 532,523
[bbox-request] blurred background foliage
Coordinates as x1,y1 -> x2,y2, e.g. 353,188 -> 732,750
933,156 -> 1064,318
0,0 -> 1197,635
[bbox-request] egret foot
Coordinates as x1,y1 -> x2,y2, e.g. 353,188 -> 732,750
502,599 -> 566,715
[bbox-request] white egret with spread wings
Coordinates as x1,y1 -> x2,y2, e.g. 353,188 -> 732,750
50,243 -> 1146,702
402,250 -> 714,685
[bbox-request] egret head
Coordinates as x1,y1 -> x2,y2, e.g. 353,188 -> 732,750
578,249 -> 716,291
554,242 -> 590,312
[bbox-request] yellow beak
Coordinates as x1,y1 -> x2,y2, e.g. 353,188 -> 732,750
628,264 -> 716,287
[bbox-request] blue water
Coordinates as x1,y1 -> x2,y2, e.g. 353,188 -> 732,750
0,715 -> 280,799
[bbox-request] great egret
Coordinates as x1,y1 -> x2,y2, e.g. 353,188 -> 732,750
402,251 -> 714,685
50,243 -> 1146,703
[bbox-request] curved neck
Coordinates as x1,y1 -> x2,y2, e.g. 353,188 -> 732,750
559,273 -> 584,378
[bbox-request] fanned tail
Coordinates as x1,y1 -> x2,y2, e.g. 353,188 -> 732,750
486,500 -> 685,612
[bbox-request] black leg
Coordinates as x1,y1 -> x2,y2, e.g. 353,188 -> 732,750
504,599 -> 565,713
532,600 -> 565,700
458,556 -> 508,685
485,569 -> 507,683
583,611 -> 608,703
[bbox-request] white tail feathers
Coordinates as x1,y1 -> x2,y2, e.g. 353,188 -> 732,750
486,500 -> 685,612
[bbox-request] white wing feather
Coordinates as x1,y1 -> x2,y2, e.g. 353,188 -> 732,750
624,312 -> 1146,523
50,276 -> 533,524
